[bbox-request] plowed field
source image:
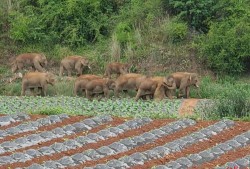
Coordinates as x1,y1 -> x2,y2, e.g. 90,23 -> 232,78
0,113 -> 249,169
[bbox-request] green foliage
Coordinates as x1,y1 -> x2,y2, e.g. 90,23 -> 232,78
164,0 -> 217,32
30,107 -> 73,115
115,22 -> 133,44
197,0 -> 250,74
8,0 -> 122,47
0,96 -> 182,118
162,18 -> 188,43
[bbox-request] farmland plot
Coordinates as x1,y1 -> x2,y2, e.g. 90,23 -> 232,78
0,113 -> 249,169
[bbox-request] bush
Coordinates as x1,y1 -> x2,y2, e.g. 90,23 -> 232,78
8,0 -> 123,47
162,18 -> 188,43
197,16 -> 250,74
164,0 -> 217,32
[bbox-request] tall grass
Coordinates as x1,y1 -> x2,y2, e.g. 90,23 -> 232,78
193,76 -> 250,120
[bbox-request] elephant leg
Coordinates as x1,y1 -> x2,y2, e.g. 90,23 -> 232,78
186,86 -> 190,98
41,85 -> 48,96
135,89 -> 142,101
78,67 -> 83,76
104,88 -> 109,98
59,65 -> 64,76
21,83 -> 26,96
86,90 -> 92,100
30,88 -> 36,96
166,90 -> 173,100
67,69 -> 72,77
114,87 -> 120,97
63,64 -> 72,76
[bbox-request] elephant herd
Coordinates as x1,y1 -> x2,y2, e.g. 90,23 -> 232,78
10,53 -> 200,100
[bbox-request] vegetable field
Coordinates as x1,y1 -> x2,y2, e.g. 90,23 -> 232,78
0,101 -> 249,168
0,113 -> 250,169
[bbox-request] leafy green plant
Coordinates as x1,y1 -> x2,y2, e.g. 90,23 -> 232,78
30,107 -> 73,115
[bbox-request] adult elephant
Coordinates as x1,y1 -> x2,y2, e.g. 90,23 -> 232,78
11,53 -> 48,73
135,76 -> 176,101
21,72 -> 56,96
170,72 -> 200,98
59,55 -> 91,76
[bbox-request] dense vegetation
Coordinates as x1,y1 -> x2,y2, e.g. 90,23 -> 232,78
0,0 -> 249,120
0,0 -> 249,74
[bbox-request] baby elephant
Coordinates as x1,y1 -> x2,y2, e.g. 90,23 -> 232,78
104,62 -> 130,78
11,53 -> 48,73
85,78 -> 116,100
21,72 -> 56,96
74,74 -> 102,96
59,55 -> 91,76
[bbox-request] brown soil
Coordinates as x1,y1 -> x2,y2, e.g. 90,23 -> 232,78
178,99 -> 199,116
131,121 -> 250,169
67,121 -> 214,168
192,145 -> 250,169
0,114 -> 249,169
4,119 -> 173,169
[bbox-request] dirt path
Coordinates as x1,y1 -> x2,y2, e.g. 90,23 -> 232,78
178,99 -> 199,116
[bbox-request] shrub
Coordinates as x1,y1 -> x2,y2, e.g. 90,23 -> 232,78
197,16 -> 250,74
162,18 -> 188,43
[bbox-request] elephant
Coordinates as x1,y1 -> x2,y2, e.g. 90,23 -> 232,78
85,78 -> 116,100
135,76 -> 176,101
11,53 -> 48,73
59,55 -> 91,77
21,72 -> 56,96
74,74 -> 102,96
114,73 -> 147,97
170,72 -> 200,98
104,62 -> 131,78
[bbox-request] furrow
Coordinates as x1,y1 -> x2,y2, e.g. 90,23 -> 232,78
155,130 -> 250,169
28,119 -> 196,169
0,115 -> 113,156
214,154 -> 250,169
90,119 -> 235,169
0,113 -> 30,128
77,121 -> 213,169
0,114 -> 70,143
1,117 -> 153,168
131,121 -> 250,169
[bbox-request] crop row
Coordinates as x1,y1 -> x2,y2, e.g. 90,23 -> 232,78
0,96 -> 183,118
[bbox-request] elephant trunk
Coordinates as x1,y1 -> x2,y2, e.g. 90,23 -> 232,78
163,81 -> 176,90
